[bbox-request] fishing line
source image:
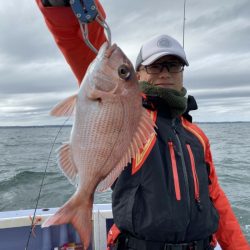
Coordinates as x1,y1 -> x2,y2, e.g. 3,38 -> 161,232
25,116 -> 72,250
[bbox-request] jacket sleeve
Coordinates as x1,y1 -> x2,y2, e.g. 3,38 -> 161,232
206,142 -> 249,250
36,0 -> 107,84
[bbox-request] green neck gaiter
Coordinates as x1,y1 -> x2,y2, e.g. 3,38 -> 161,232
139,81 -> 188,117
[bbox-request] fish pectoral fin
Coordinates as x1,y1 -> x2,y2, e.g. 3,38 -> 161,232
57,143 -> 78,186
50,94 -> 77,117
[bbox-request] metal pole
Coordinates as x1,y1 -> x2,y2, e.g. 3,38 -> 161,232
182,0 -> 187,49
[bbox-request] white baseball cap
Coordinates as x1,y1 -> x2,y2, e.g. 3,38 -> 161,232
135,34 -> 189,71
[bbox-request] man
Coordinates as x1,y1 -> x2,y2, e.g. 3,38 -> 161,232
37,1 -> 249,249
110,35 -> 249,250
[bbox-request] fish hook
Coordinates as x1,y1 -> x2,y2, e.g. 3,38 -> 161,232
71,0 -> 112,54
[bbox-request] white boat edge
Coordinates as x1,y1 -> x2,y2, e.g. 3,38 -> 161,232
0,204 -> 221,250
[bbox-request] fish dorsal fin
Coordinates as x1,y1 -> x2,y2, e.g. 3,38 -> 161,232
50,94 -> 77,117
96,108 -> 156,192
56,143 -> 78,186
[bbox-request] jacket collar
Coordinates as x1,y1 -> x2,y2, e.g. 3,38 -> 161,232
142,94 -> 198,122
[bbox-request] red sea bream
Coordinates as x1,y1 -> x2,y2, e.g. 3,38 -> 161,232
42,43 -> 155,249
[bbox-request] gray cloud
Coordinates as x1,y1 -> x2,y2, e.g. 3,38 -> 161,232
0,60 -> 77,94
189,86 -> 250,99
187,0 -> 250,30
0,1 -> 61,63
191,97 -> 250,122
0,0 -> 249,125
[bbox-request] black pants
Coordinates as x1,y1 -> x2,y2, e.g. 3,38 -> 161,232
112,233 -> 214,250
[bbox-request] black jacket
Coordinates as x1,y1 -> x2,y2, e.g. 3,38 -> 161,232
112,95 -> 219,243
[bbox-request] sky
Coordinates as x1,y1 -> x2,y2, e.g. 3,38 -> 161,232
0,0 -> 250,126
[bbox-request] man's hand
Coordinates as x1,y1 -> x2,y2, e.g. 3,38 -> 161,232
42,0 -> 69,7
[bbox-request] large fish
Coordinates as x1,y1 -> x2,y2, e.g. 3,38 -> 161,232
42,43 -> 155,249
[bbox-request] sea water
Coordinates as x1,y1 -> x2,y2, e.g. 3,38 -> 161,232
0,123 -> 249,241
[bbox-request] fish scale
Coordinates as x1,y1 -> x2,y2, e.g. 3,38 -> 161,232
72,99 -> 125,181
42,42 -> 155,249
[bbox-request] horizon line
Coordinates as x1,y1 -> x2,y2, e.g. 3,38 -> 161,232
1,121 -> 250,128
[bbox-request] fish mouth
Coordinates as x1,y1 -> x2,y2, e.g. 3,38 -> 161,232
105,43 -> 118,58
96,42 -> 118,60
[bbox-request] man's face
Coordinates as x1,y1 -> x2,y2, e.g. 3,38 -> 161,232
137,55 -> 184,91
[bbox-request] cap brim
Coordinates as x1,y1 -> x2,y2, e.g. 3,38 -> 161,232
141,52 -> 189,66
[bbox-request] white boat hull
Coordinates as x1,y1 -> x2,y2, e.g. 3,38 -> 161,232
0,204 -> 221,250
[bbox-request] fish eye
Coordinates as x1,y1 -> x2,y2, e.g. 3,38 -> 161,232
118,64 -> 131,80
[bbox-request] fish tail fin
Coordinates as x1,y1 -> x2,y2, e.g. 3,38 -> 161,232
42,193 -> 93,250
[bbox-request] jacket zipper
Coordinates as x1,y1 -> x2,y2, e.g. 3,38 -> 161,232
186,144 -> 202,211
171,119 -> 191,216
168,141 -> 181,201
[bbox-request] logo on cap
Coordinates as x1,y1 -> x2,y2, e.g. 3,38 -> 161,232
157,38 -> 171,48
